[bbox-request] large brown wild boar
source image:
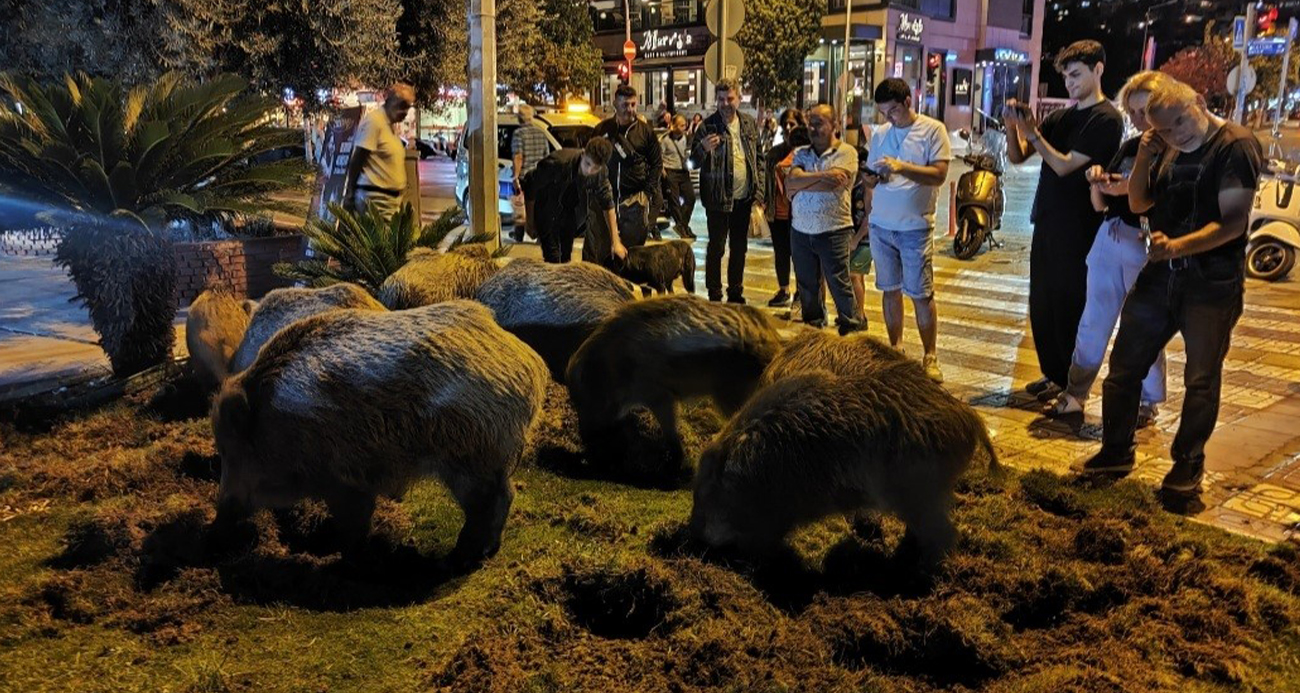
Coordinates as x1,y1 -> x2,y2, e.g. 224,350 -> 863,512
566,295 -> 783,478
185,290 -> 255,392
690,360 -> 997,566
474,258 -> 637,379
377,245 -> 498,310
229,283 -> 385,374
211,300 -> 548,567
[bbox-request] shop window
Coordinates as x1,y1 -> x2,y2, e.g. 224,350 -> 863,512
1021,0 -> 1034,35
921,0 -> 954,20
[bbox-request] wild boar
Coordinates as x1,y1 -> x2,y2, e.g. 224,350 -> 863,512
185,290 -> 255,392
377,245 -> 499,310
566,295 -> 783,478
229,283 -> 384,374
474,258 -> 637,379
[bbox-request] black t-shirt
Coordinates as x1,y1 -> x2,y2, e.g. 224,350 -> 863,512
523,149 -> 615,228
1149,121 -> 1262,261
1101,136 -> 1143,227
1030,101 -> 1125,227
592,116 -> 663,200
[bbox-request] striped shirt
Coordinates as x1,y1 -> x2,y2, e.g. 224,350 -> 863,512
511,123 -> 550,177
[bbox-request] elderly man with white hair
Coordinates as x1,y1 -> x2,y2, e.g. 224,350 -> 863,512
344,83 -> 415,219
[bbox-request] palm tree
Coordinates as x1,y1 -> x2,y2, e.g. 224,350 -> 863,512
0,72 -> 308,376
276,202 -> 497,294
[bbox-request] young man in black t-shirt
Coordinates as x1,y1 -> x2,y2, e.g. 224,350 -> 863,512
523,138 -> 621,264
1005,40 -> 1125,402
1078,77 -> 1263,498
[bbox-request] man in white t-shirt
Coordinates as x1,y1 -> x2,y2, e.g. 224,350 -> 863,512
344,83 -> 415,219
865,78 -> 952,382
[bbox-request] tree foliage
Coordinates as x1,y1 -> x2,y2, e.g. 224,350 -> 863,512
513,0 -> 605,103
0,0 -> 168,85
1159,42 -> 1237,113
738,0 -> 824,109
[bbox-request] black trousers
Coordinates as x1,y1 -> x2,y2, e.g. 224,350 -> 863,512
770,217 -> 792,288
1101,258 -> 1244,463
705,198 -> 753,300
1029,218 -> 1097,386
663,168 -> 696,234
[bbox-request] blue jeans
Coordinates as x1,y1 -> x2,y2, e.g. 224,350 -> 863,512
1101,256 -> 1245,464
791,227 -> 859,329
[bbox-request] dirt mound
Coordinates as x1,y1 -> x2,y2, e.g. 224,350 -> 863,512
557,562 -> 681,639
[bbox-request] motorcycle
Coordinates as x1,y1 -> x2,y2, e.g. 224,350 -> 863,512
1246,160 -> 1300,281
953,124 -> 1006,260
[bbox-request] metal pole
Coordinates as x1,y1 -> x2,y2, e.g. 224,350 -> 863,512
842,0 -> 852,135
468,0 -> 501,249
1274,18 -> 1296,137
717,0 -> 728,83
1234,3 -> 1256,125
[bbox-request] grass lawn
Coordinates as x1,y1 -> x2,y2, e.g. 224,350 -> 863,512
1,382 -> 1298,693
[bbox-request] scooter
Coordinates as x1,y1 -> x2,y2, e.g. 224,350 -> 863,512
1246,160 -> 1300,281
953,123 -> 1006,260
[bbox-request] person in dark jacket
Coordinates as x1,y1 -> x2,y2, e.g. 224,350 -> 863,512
523,138 -> 623,264
763,108 -> 807,307
690,78 -> 767,304
592,85 -> 664,254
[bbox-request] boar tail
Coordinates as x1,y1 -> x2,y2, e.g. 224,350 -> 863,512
978,424 -> 1001,473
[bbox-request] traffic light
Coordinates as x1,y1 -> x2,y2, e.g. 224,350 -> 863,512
617,61 -> 631,85
1259,5 -> 1278,33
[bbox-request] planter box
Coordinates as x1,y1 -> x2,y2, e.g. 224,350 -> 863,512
172,234 -> 306,306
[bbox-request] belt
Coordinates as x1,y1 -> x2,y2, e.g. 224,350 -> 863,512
357,184 -> 402,196
1168,257 -> 1192,271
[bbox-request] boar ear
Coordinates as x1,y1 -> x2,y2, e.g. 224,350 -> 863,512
241,300 -> 257,316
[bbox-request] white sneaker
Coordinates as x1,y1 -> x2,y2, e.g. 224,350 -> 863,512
922,353 -> 944,383
1044,392 -> 1083,417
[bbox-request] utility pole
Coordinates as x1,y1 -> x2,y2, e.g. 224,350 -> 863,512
1234,3 -> 1256,125
841,0 -> 852,136
468,0 -> 501,249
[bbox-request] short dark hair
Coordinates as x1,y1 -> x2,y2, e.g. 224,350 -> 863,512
614,84 -> 638,101
1054,40 -> 1106,72
584,137 -> 613,164
873,78 -> 911,105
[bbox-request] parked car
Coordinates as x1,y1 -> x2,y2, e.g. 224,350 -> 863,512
455,110 -> 600,227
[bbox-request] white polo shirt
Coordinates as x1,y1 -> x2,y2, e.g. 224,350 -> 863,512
355,107 -> 407,192
791,141 -> 858,235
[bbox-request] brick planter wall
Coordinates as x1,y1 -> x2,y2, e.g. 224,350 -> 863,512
173,235 -> 306,306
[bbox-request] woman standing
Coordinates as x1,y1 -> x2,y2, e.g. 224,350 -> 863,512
763,109 -> 808,307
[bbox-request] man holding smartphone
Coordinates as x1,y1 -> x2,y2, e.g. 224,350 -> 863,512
1005,40 -> 1124,402
864,78 -> 952,383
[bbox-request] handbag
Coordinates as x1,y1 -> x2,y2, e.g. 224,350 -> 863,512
748,203 -> 770,239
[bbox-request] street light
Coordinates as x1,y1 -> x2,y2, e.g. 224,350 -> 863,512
1141,0 -> 1182,70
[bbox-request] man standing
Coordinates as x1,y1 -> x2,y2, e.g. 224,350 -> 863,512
511,104 -> 550,242
691,79 -> 766,303
589,85 -> 662,265
660,114 -> 697,240
1005,40 -> 1124,400
1079,77 -> 1262,498
786,104 -> 862,335
343,83 -> 415,219
523,138 -> 621,264
865,78 -> 952,383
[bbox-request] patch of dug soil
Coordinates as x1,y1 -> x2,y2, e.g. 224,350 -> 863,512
526,382 -> 723,489
556,562 -> 681,639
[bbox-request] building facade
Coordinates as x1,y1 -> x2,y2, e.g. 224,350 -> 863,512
816,0 -> 1046,134
587,0 -> 1046,132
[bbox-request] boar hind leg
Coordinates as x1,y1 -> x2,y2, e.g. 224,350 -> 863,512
446,468 -> 514,568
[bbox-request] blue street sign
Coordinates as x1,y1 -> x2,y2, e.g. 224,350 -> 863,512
1249,37 -> 1288,57
1234,15 -> 1247,50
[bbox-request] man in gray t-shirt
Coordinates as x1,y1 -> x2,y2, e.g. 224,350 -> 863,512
865,78 -> 951,383
787,103 -> 863,335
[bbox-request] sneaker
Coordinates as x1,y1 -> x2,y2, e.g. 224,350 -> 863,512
922,353 -> 944,383
836,318 -> 864,336
1075,448 -> 1136,476
1136,403 -> 1159,429
1161,458 -> 1204,494
508,228 -> 525,243
726,295 -> 747,305
676,227 -> 696,240
767,289 -> 792,307
1043,392 -> 1082,417
1025,377 -> 1055,396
